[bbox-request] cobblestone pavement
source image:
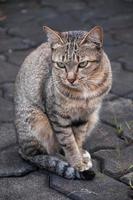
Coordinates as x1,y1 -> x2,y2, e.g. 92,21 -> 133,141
0,0 -> 133,199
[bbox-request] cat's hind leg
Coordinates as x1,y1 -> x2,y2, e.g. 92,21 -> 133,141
15,108 -> 80,179
16,108 -> 59,155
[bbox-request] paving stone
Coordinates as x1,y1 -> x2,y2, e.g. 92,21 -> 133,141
0,144 -> 36,177
126,91 -> 133,100
93,145 -> 133,178
118,56 -> 133,72
104,45 -> 126,61
128,189 -> 133,199
39,12 -> 83,34
6,49 -> 32,66
56,1 -> 86,12
7,9 -> 83,43
98,13 -> 133,31
120,172 -> 133,186
0,60 -> 19,83
7,21 -> 47,45
5,2 -> 57,27
0,88 -> 3,96
91,159 -> 99,173
85,123 -> 125,152
50,173 -> 129,200
0,1 -> 41,26
103,92 -> 118,101
101,98 -> 133,142
0,123 -> 16,149
69,0 -> 133,23
0,36 -> 34,53
124,60 -> 133,72
104,33 -> 121,46
2,82 -> 14,101
105,45 -> 133,64
101,98 -> 133,124
0,172 -> 69,200
121,126 -> 133,144
40,0 -> 86,11
0,54 -> 6,61
7,8 -> 57,44
112,27 -> 133,44
32,6 -> 58,20
0,97 -> 14,122
0,27 -> 7,38
111,61 -> 133,96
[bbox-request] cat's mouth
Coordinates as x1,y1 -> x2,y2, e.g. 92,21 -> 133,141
64,79 -> 81,90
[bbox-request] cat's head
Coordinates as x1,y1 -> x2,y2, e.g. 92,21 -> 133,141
44,26 -> 103,91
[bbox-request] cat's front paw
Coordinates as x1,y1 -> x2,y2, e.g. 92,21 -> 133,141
72,157 -> 92,172
82,150 -> 92,170
73,161 -> 90,172
68,155 -> 86,172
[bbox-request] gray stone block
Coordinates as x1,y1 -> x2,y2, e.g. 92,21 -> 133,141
0,123 -> 16,149
0,145 -> 36,177
93,145 -> 133,178
85,123 -> 124,152
105,45 -> 128,61
0,172 -> 69,200
0,60 -> 18,83
0,88 -> 3,97
112,27 -> 133,45
50,173 -> 129,200
0,36 -> 34,53
120,172 -> 133,186
2,82 -> 14,101
119,56 -> 133,72
126,91 -> 133,100
99,13 -> 133,31
6,49 -> 32,66
101,98 -> 133,123
111,62 -> 133,96
0,97 -> 14,122
101,98 -> 133,143
40,0 -> 86,12
103,92 -> 118,101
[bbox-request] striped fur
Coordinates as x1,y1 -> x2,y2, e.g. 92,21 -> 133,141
14,26 -> 112,179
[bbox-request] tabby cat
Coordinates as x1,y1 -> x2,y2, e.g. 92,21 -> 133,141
14,26 -> 112,179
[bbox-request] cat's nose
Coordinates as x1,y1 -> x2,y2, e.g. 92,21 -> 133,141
67,72 -> 77,84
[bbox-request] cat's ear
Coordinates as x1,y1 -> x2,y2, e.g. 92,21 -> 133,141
80,26 -> 103,47
43,26 -> 64,45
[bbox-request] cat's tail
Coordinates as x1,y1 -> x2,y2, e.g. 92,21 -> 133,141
19,150 -> 95,180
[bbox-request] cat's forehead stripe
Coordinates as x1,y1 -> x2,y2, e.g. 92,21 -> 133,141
64,42 -> 76,61
63,32 -> 79,62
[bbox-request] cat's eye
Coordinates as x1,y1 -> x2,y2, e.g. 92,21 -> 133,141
78,61 -> 89,68
56,62 -> 66,68
78,60 -> 99,68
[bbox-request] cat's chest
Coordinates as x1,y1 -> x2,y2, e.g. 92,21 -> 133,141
59,98 -> 93,119
45,83 -> 99,119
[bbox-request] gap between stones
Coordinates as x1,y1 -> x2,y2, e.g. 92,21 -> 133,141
48,175 -> 73,200
92,153 -> 132,188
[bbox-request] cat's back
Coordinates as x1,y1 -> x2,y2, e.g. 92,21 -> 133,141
17,42 -> 51,80
15,42 -> 51,105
